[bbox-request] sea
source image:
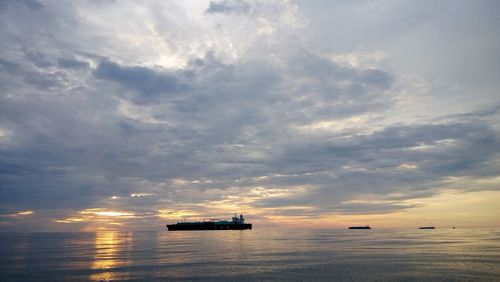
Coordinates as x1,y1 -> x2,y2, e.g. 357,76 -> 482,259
1,228 -> 499,281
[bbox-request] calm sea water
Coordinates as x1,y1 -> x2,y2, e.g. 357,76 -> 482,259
1,228 -> 499,281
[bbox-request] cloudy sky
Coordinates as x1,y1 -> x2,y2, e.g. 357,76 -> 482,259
1,0 -> 499,231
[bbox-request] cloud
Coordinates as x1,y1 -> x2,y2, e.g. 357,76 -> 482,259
94,59 -> 189,104
0,0 -> 43,11
0,58 -> 22,73
206,0 -> 251,14
57,58 -> 90,70
0,0 -> 499,230
0,210 -> 34,217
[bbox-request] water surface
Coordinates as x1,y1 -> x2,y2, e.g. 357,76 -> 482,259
1,228 -> 499,281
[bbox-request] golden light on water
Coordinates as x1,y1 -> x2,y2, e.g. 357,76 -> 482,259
89,231 -> 132,281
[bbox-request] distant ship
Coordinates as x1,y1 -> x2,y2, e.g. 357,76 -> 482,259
348,225 -> 371,230
167,214 -> 252,231
418,226 -> 435,229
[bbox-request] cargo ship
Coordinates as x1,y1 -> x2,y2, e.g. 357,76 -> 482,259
348,225 -> 371,230
167,214 -> 252,231
418,226 -> 435,229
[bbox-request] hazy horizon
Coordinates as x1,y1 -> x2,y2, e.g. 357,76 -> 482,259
1,0 -> 499,232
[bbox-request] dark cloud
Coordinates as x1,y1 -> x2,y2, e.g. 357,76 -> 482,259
206,0 -> 251,14
23,71 -> 59,89
26,52 -> 53,68
0,58 -> 22,72
359,69 -> 393,89
0,0 -> 43,12
94,59 -> 189,104
57,58 -> 89,70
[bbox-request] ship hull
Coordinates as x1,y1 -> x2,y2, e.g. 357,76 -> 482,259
348,226 -> 371,230
167,223 -> 252,231
419,226 -> 435,229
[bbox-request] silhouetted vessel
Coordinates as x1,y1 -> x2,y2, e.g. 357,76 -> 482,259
167,214 -> 252,231
348,225 -> 371,230
419,226 -> 435,229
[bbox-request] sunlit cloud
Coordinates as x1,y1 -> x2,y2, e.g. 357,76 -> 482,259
331,50 -> 388,68
157,209 -> 201,219
0,127 -> 10,140
0,210 -> 35,217
440,175 -> 500,191
171,178 -> 213,186
79,208 -> 135,217
91,211 -> 134,217
130,193 -> 153,197
54,217 -> 87,223
16,210 -> 34,215
396,163 -> 418,170
292,114 -> 381,134
405,139 -> 458,151
54,209 -> 137,226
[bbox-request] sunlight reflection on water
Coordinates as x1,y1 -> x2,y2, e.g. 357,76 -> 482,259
89,231 -> 132,281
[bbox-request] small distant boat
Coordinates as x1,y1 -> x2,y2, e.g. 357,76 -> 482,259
348,225 -> 371,230
418,226 -> 435,229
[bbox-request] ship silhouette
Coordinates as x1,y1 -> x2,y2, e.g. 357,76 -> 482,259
167,214 -> 252,231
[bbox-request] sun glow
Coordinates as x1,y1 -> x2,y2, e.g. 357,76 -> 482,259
54,208 -> 137,229
91,211 -> 134,217
78,208 -> 135,217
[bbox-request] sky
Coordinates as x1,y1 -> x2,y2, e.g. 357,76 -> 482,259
0,0 -> 499,231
